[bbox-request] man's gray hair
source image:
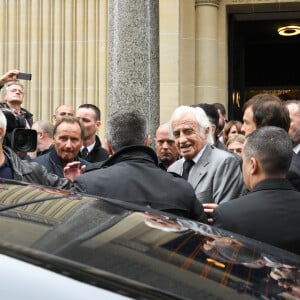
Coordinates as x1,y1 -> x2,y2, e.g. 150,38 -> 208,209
33,120 -> 54,138
170,105 -> 214,144
2,81 -> 24,97
107,110 -> 148,151
244,126 -> 293,176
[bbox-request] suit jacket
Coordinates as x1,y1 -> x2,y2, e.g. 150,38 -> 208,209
287,152 -> 300,192
78,135 -> 108,163
213,178 -> 300,255
168,145 -> 245,204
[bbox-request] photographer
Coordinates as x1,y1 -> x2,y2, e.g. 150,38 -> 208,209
0,71 -> 33,128
0,108 -> 71,189
0,70 -> 34,159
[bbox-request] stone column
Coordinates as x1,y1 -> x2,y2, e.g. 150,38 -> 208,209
195,0 -> 220,103
108,0 -> 159,141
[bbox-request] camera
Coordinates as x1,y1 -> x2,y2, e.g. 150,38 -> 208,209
2,108 -> 37,152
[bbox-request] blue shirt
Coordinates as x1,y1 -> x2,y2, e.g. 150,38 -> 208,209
0,155 -> 13,179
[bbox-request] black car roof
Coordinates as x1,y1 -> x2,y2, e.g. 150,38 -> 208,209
0,179 -> 299,299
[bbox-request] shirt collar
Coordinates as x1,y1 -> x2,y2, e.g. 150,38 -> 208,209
81,141 -> 96,153
184,144 -> 208,164
293,144 -> 300,154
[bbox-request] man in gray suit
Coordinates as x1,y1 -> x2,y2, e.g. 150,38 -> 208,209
168,106 -> 244,204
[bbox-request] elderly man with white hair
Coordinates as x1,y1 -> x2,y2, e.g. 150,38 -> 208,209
168,105 -> 244,205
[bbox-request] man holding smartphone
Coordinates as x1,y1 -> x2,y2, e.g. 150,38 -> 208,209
0,70 -> 33,128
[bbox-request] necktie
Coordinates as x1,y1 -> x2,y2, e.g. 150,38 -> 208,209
182,160 -> 194,180
81,147 -> 89,159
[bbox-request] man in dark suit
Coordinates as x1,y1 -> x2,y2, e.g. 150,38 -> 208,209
168,105 -> 244,204
76,104 -> 108,163
71,109 -> 207,222
241,93 -> 300,191
213,127 -> 300,255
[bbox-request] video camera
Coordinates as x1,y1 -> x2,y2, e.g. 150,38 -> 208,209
2,108 -> 37,152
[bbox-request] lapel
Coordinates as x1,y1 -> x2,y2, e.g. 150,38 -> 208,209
189,145 -> 212,188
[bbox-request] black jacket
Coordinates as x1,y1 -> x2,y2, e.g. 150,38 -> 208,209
3,146 -> 71,189
32,145 -> 91,178
287,152 -> 300,192
72,145 -> 207,222
213,178 -> 300,255
0,102 -> 33,128
78,135 -> 108,163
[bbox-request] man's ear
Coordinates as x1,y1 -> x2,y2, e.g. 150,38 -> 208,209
105,138 -> 114,156
95,120 -> 101,130
0,127 -> 4,140
144,135 -> 151,146
249,157 -> 259,175
39,131 -> 45,139
210,124 -> 216,137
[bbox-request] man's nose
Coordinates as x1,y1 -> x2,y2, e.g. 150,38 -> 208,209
162,141 -> 169,148
65,139 -> 72,147
241,123 -> 245,133
177,132 -> 187,143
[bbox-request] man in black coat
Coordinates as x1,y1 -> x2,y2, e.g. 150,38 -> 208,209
33,116 -> 90,178
76,104 -> 108,163
71,109 -> 207,223
213,127 -> 300,255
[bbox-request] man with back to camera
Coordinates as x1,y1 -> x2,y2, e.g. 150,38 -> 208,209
154,122 -> 179,170
213,127 -> 300,255
70,109 -> 207,222
76,104 -> 108,163
32,116 -> 91,178
241,93 -> 300,191
167,105 -> 244,204
0,109 -> 71,188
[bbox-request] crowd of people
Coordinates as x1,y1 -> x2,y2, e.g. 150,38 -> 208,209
0,69 -> 299,256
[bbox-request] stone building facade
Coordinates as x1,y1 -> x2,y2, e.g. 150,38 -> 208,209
0,0 -> 299,140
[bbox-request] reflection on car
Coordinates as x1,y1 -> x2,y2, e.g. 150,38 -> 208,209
0,178 -> 299,299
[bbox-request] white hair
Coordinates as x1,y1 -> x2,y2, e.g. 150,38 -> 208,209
170,105 -> 214,145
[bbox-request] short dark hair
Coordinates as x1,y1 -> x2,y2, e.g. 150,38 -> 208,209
107,110 -> 148,151
191,103 -> 220,138
78,104 -> 101,121
213,103 -> 226,116
244,126 -> 293,176
53,116 -> 84,140
243,94 -> 290,132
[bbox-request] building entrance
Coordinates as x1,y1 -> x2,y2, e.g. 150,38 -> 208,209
228,8 -> 300,121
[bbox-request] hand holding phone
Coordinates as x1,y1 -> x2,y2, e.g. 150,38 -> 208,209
17,72 -> 32,80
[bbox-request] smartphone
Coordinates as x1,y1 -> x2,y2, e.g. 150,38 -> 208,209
17,72 -> 32,80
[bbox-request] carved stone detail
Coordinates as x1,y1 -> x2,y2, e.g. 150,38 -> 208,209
195,0 -> 221,8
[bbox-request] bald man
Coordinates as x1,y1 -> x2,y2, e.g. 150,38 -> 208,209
53,104 -> 74,124
155,123 -> 179,170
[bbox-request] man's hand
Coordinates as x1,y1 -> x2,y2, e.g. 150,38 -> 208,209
64,161 -> 86,181
0,70 -> 20,86
203,203 -> 218,224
